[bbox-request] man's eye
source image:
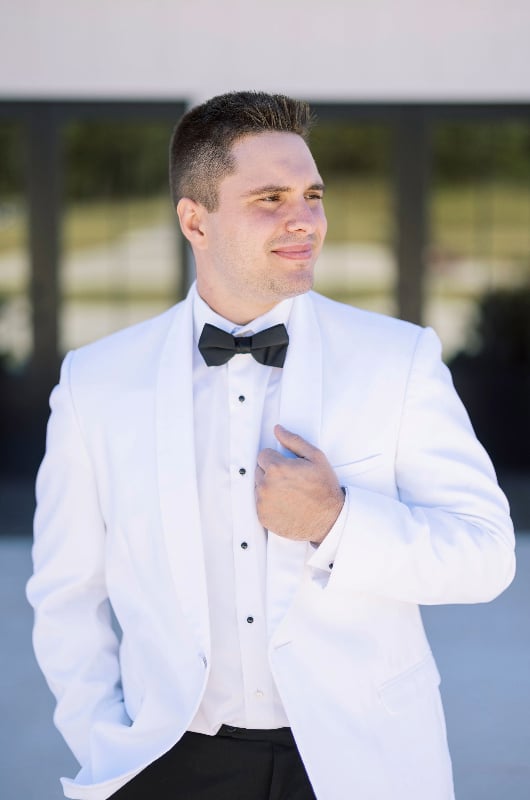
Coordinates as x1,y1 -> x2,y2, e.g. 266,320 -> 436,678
306,193 -> 323,201
260,195 -> 280,202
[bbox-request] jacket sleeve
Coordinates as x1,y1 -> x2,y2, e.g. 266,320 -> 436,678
326,326 -> 516,605
26,351 -> 130,767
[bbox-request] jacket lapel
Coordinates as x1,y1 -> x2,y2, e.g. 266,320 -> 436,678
266,292 -> 323,635
156,292 -> 210,656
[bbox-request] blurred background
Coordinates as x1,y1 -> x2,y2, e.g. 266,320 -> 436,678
0,1 -> 529,798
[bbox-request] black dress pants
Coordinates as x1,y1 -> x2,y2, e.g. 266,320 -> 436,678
110,726 -> 317,800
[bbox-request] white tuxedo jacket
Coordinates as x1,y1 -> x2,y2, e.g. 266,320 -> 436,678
28,288 -> 515,800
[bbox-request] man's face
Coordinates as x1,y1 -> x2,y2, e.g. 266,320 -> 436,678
191,131 -> 327,323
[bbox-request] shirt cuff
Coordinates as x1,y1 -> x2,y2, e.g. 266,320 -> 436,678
307,488 -> 349,572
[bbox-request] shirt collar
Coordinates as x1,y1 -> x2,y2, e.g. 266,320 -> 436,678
192,282 -> 294,344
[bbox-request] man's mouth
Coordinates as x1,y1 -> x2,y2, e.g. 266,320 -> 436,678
271,244 -> 314,261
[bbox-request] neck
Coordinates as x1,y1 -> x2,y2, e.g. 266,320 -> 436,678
196,284 -> 277,326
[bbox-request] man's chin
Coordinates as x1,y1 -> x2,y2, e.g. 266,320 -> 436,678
272,272 -> 314,300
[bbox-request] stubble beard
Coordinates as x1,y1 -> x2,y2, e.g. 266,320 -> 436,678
264,268 -> 315,302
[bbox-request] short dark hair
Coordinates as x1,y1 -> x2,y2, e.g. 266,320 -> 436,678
169,91 -> 315,212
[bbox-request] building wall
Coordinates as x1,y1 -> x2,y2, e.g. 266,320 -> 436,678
1,0 -> 529,102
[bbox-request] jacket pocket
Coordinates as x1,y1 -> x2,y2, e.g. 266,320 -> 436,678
333,453 -> 383,483
377,652 -> 441,714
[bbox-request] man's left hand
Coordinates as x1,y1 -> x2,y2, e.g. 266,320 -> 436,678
255,425 -> 344,544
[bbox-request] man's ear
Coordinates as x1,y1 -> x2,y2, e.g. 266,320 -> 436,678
176,198 -> 208,249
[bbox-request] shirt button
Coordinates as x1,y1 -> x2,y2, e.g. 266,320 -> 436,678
246,616 -> 254,624
239,467 -> 246,475
238,395 -> 245,402
329,562 -> 334,570
255,689 -> 264,699
241,541 -> 248,549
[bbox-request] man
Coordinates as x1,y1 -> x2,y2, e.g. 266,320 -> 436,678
27,91 -> 515,800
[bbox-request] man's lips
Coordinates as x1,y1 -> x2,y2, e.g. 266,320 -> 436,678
271,244 -> 314,260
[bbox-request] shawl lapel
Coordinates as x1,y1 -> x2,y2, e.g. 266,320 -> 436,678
155,292 -> 210,656
266,292 -> 323,636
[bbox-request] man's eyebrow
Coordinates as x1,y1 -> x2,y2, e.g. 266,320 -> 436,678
241,182 -> 326,197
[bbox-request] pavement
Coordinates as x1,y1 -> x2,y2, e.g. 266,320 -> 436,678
1,485 -> 529,799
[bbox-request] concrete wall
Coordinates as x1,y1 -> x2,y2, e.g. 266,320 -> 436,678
1,0 -> 529,102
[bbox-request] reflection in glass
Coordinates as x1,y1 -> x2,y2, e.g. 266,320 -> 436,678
427,121 -> 530,359
0,122 -> 31,370
61,120 -> 181,352
310,122 -> 395,316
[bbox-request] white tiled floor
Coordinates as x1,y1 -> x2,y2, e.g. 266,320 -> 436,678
1,534 -> 529,800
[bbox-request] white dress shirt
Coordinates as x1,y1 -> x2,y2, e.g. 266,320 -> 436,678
188,286 -> 346,734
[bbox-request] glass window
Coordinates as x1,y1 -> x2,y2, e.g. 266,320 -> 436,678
427,119 -> 530,470
61,119 -> 181,352
310,121 -> 396,316
0,121 -> 31,370
426,120 -> 530,359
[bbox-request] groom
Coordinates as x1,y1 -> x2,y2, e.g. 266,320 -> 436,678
28,91 -> 515,800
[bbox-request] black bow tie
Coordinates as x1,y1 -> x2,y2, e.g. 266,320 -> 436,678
198,323 -> 289,367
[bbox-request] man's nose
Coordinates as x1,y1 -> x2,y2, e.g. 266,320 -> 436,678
285,200 -> 318,233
